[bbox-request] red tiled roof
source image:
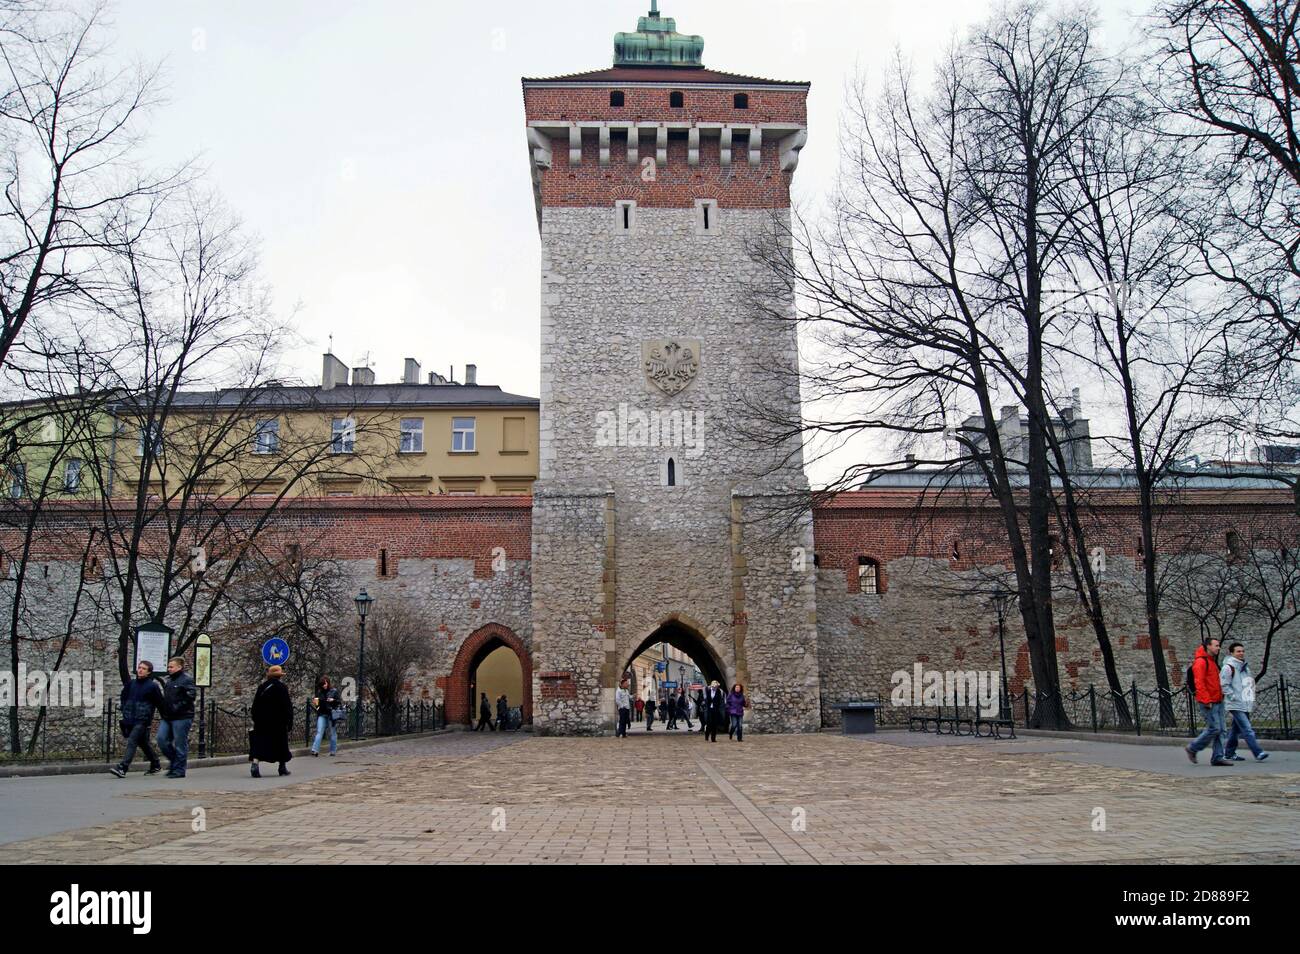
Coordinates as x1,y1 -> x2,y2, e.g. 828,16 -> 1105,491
522,66 -> 809,87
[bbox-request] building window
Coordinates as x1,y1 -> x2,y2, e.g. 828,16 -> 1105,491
1136,536 -> 1146,568
669,90 -> 684,108
137,423 -> 162,457
857,557 -> 880,595
667,457 -> 676,486
734,92 -> 749,109
400,417 -> 424,453
1048,535 -> 1061,569
1226,530 -> 1246,561
82,552 -> 100,582
615,199 -> 636,232
64,458 -> 82,493
452,417 -> 476,452
377,547 -> 396,578
502,416 -> 526,453
331,417 -> 356,454
8,463 -> 25,499
285,543 -> 302,568
252,419 -> 279,455
610,90 -> 625,107
694,198 -> 719,235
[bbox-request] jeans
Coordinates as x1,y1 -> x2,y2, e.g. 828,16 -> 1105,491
1224,710 -> 1264,758
617,707 -> 630,737
157,717 -> 192,775
118,722 -> 159,771
311,714 -> 338,754
729,713 -> 743,740
1188,702 -> 1225,761
646,712 -> 655,730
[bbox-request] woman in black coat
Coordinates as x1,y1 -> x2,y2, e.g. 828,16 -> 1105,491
250,665 -> 294,777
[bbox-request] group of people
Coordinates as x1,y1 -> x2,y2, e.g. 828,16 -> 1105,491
615,679 -> 749,741
1186,637 -> 1270,765
110,657 -> 197,779
475,691 -> 516,731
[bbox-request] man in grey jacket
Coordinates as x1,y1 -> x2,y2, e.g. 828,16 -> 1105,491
1220,642 -> 1269,762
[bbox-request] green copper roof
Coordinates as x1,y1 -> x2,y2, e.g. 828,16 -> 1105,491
613,2 -> 704,67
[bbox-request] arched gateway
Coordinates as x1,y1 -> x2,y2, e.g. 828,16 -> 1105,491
446,624 -> 532,726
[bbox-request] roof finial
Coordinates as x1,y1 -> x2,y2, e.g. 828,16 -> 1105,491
614,3 -> 704,67
650,1 -> 659,14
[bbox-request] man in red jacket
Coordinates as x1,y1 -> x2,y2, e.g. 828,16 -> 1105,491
1185,637 -> 1232,766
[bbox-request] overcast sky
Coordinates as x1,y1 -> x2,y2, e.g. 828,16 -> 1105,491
103,0 -> 1153,481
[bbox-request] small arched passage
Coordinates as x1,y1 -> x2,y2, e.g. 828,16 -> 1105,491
447,624 -> 532,726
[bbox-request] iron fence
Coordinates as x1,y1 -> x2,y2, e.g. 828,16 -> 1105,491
0,698 -> 444,765
1009,677 -> 1294,739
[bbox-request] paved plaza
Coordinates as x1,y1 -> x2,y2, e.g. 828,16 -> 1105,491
1,730 -> 1297,864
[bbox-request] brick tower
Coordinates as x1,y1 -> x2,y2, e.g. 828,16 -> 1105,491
524,3 -> 820,733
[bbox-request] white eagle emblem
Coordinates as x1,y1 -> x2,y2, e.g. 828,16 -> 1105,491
642,339 -> 700,396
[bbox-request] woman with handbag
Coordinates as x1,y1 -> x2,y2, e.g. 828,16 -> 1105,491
249,665 -> 294,777
310,674 -> 343,756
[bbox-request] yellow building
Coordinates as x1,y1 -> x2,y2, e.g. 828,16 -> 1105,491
1,355 -> 539,502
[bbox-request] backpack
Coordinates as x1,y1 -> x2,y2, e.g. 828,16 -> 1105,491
1186,659 -> 1198,697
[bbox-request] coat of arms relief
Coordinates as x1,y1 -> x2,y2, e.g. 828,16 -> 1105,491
642,339 -> 700,396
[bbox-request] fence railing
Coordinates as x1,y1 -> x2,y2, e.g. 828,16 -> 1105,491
1008,677 -> 1294,739
0,698 -> 444,765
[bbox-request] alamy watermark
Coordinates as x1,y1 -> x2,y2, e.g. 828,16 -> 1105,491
890,664 -> 1001,718
594,403 -> 706,459
0,664 -> 104,717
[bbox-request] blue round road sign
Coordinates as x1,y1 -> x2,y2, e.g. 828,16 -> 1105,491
261,637 -> 290,667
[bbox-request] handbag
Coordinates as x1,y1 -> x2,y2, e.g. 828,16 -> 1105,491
330,705 -> 347,723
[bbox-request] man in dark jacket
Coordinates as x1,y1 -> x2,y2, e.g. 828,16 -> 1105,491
695,690 -> 706,733
476,691 -> 495,731
249,665 -> 294,777
497,693 -> 510,732
109,660 -> 165,778
677,690 -> 692,730
644,696 -> 656,731
665,692 -> 678,730
157,656 -> 197,778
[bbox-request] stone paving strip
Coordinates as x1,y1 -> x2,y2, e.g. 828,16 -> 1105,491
0,732 -> 1296,864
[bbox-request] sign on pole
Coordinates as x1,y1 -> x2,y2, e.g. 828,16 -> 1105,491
134,621 -> 172,671
261,637 -> 290,667
194,633 -> 212,688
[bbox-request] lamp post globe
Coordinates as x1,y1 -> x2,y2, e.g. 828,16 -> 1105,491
353,588 -> 375,739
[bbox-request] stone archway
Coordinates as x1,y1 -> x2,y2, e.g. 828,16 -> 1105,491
446,624 -> 532,726
619,614 -> 730,696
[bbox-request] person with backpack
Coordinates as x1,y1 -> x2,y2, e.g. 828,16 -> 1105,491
1220,642 -> 1269,762
1185,637 -> 1233,766
109,660 -> 165,778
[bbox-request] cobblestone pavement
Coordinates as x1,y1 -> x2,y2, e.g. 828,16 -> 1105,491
1,731 -> 1297,864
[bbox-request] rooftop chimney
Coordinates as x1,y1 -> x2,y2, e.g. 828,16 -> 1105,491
352,367 -> 375,386
322,352 -> 348,391
465,363 -> 477,386
403,358 -> 421,385
428,370 -> 448,385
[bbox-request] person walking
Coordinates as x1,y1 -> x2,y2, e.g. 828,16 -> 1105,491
475,691 -> 495,731
665,692 -> 678,730
701,681 -> 726,743
310,675 -> 342,756
109,660 -> 165,778
249,665 -> 294,778
157,657 -> 196,778
644,696 -> 657,732
677,689 -> 692,730
635,696 -> 644,724
1221,642 -> 1269,762
615,679 -> 632,738
695,690 -> 706,733
726,683 -> 749,741
497,693 -> 510,732
1185,637 -> 1233,766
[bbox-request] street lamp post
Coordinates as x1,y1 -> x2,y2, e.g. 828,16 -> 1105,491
353,588 -> 374,741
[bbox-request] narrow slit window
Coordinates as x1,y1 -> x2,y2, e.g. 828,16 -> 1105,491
379,548 -> 389,577
623,205 -> 630,229
667,457 -> 676,486
703,204 -> 710,230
